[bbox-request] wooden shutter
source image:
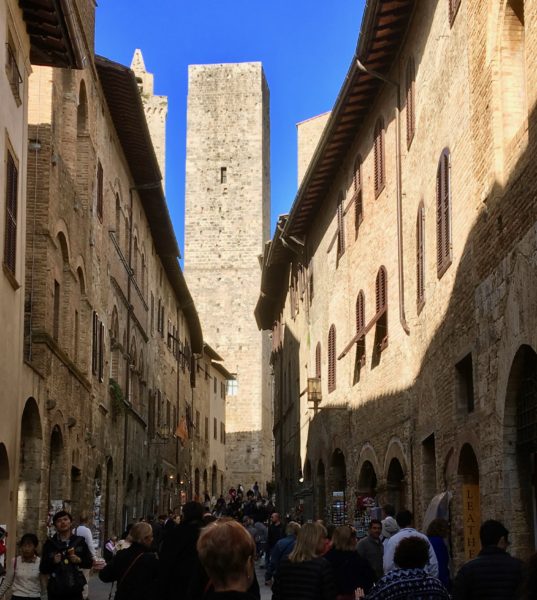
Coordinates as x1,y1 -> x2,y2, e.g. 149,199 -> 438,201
96,161 -> 103,221
417,205 -> 425,307
328,325 -> 336,393
92,311 -> 98,375
354,157 -> 363,233
4,151 -> 18,274
406,57 -> 415,148
436,149 -> 451,276
315,342 -> 321,379
337,193 -> 345,257
356,291 -> 365,332
376,267 -> 387,314
374,119 -> 385,197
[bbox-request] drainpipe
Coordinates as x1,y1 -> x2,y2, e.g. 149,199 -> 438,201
356,60 -> 410,335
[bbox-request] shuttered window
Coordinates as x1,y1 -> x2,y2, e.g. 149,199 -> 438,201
417,203 -> 425,310
96,161 -> 103,221
4,150 -> 18,275
449,0 -> 461,26
92,311 -> 98,375
374,118 -> 385,197
375,267 -> 388,353
328,325 -> 336,393
337,192 -> 345,258
375,267 -> 387,315
353,156 -> 363,236
356,291 -> 365,333
406,57 -> 416,148
315,342 -> 321,379
99,321 -> 105,382
436,148 -> 452,277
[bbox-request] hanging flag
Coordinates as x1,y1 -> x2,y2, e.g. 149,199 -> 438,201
176,416 -> 188,446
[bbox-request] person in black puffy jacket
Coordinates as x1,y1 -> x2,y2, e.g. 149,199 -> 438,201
452,519 -> 523,600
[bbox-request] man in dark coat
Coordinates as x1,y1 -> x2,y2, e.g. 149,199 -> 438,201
99,521 -> 158,600
265,512 -> 284,569
157,501 -> 204,600
40,511 -> 93,600
452,519 -> 523,600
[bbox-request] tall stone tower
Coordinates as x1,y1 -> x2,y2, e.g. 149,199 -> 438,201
131,49 -> 168,186
184,62 -> 272,491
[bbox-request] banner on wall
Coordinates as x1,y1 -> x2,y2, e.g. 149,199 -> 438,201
462,484 -> 481,560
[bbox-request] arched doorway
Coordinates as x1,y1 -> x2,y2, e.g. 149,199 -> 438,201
49,426 -> 65,507
329,449 -> 347,525
18,398 -> 42,533
504,344 -> 537,556
457,443 -> 480,561
316,460 -> 326,520
0,444 -> 10,526
211,464 -> 217,497
386,458 -> 405,511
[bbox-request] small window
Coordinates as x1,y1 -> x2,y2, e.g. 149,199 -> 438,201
220,167 -> 227,184
456,353 -> 474,413
353,156 -> 363,236
227,378 -> 238,396
374,118 -> 386,197
406,57 -> 416,148
3,149 -> 18,275
436,148 -> 452,277
416,203 -> 425,310
96,161 -> 103,221
449,0 -> 462,26
328,325 -> 336,393
336,192 -> 345,259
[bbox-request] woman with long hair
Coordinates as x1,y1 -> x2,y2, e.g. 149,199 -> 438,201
0,533 -> 43,600
324,526 -> 375,599
272,521 -> 336,600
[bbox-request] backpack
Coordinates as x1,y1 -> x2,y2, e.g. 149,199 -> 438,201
47,537 -> 87,598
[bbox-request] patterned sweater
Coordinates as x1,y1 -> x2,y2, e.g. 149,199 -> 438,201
366,568 -> 450,599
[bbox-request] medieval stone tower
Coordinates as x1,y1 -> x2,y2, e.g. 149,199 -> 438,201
131,49 -> 168,186
184,62 -> 272,491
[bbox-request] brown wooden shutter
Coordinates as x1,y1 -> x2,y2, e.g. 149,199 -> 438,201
315,342 -> 321,379
406,57 -> 415,148
354,157 -> 363,233
376,267 -> 387,314
356,291 -> 365,332
436,149 -> 451,276
97,161 -> 103,221
337,193 -> 345,257
374,119 -> 385,197
4,151 -> 18,274
328,325 -> 336,392
417,205 -> 425,307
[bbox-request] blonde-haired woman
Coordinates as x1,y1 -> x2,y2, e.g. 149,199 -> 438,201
272,521 -> 336,600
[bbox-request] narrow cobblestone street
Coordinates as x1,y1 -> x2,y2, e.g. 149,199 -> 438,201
88,561 -> 272,600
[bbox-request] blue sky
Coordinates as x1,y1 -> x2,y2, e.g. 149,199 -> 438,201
95,1 -> 365,254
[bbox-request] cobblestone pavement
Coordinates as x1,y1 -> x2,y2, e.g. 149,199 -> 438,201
88,561 -> 272,600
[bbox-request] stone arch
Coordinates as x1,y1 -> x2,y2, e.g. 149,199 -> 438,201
49,425 -> 65,505
0,443 -> 10,526
357,460 -> 378,497
329,448 -> 347,491
455,443 -> 481,561
384,439 -> 408,511
383,438 -> 408,476
18,398 -> 43,533
503,344 -> 537,557
358,443 -> 382,483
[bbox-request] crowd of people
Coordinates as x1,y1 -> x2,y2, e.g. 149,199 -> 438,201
0,493 -> 536,600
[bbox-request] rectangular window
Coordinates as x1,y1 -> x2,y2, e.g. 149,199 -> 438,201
4,149 -> 18,275
456,353 -> 474,413
220,167 -> 227,184
227,378 -> 238,396
213,417 -> 217,440
5,31 -> 22,105
53,281 -> 60,341
96,161 -> 103,221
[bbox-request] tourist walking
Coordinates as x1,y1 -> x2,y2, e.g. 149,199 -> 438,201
452,519 -> 523,600
264,522 -> 300,585
426,518 -> 451,591
324,525 -> 375,599
73,512 -> 96,600
382,510 -> 438,577
357,520 -> 383,580
0,533 -> 43,600
40,511 -> 93,600
366,536 -> 449,599
272,521 -> 336,600
266,513 -> 285,569
99,522 -> 158,600
196,519 -> 258,599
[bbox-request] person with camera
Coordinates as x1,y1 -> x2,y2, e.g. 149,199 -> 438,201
40,511 -> 93,600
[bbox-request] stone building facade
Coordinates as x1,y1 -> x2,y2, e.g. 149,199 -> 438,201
184,63 -> 272,491
0,0 -> 224,554
0,0 -> 85,551
256,0 -> 537,566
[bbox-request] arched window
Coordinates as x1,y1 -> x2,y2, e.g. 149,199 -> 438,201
353,156 -> 363,235
436,148 -> 452,277
374,118 -> 385,197
315,342 -> 321,379
356,291 -> 365,333
337,191 -> 345,259
416,203 -> 425,310
406,57 -> 415,148
328,325 -> 336,393
374,267 -> 388,355
449,0 -> 461,26
501,0 -> 526,144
